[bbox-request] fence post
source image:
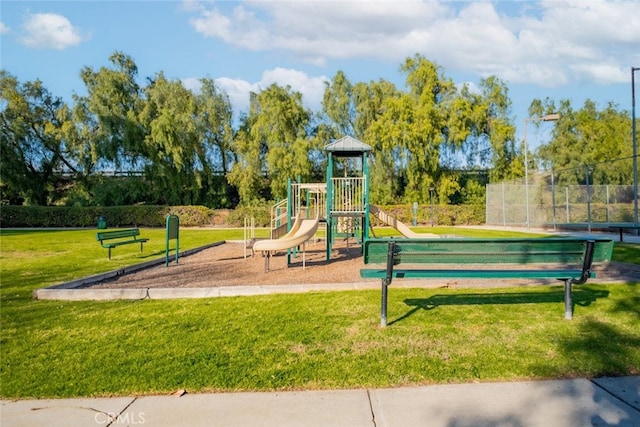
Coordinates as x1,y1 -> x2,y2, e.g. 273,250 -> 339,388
501,182 -> 506,226
551,171 -> 557,230
566,187 -> 570,223
606,185 -> 610,223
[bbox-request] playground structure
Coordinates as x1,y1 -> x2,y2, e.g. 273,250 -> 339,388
253,136 -> 437,267
253,136 -> 370,264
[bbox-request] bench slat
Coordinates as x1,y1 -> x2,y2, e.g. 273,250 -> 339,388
97,229 -> 141,241
360,268 -> 590,280
363,238 -> 613,265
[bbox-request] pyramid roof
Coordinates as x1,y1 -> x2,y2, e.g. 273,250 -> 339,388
324,136 -> 371,156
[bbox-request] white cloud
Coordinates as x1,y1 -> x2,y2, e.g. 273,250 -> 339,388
182,75 -> 252,113
189,4 -> 268,50
187,0 -> 640,87
260,68 -> 328,107
204,68 -> 328,114
182,77 -> 203,93
20,13 -> 88,50
0,22 -> 10,35
569,63 -> 628,85
210,77 -> 253,112
458,81 -> 480,95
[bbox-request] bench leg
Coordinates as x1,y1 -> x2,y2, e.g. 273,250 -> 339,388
108,247 -> 112,260
381,281 -> 388,327
381,241 -> 396,327
564,279 -> 573,320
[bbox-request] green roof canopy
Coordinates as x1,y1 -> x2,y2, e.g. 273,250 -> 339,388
324,136 -> 371,157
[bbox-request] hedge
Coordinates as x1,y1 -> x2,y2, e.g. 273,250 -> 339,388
0,206 -> 219,228
0,204 -> 485,228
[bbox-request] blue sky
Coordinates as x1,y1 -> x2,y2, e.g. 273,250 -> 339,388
2,0 -> 639,150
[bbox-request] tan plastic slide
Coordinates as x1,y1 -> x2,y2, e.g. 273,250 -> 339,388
369,205 -> 439,238
253,215 -> 320,271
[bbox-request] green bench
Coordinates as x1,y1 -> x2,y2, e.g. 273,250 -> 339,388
360,238 -> 614,327
96,229 -> 149,259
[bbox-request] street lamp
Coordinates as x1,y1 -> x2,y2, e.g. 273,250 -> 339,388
632,67 -> 639,228
523,113 -> 560,229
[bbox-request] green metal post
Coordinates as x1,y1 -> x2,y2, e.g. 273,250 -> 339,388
363,151 -> 370,243
165,214 -> 179,267
326,152 -> 333,260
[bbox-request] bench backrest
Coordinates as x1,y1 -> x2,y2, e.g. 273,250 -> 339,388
363,238 -> 614,266
96,229 -> 141,242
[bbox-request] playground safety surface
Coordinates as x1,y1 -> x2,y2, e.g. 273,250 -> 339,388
87,237 -> 640,291
90,239 -> 368,289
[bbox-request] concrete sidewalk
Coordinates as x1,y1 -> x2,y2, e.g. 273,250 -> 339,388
2,376 -> 639,427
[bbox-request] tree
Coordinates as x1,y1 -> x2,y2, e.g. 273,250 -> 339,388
363,56 -> 519,204
229,84 -> 313,203
227,95 -> 267,204
536,98 -> 632,185
0,71 -> 75,205
465,76 -> 518,182
322,73 -> 400,203
139,73 -> 204,205
322,70 -> 357,138
366,55 -> 455,203
195,78 -> 237,207
77,51 -> 146,171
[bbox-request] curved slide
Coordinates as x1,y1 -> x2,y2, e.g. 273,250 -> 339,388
369,205 -> 439,238
253,216 -> 320,271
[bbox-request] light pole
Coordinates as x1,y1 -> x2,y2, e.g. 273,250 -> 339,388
632,67 -> 639,227
523,113 -> 560,229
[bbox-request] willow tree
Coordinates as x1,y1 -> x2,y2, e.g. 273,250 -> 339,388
139,73 -> 209,205
196,78 -> 235,174
322,72 -> 401,203
195,78 -> 236,207
322,70 -> 357,139
366,55 -> 457,203
76,51 -> 145,170
536,98 -> 632,185
321,70 -> 390,141
0,71 -> 75,205
229,84 -> 313,203
450,76 -> 517,183
363,56 -> 517,204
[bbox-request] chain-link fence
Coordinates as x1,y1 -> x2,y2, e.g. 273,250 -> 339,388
486,157 -> 638,230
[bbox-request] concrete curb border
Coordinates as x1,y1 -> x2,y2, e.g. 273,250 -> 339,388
34,282 -> 382,301
33,240 -> 639,301
33,241 -> 225,300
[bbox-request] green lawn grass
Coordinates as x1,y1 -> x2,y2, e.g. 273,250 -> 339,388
1,227 -> 638,399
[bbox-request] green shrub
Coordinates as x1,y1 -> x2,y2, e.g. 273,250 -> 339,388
165,206 -> 217,227
226,202 -> 272,227
0,203 -> 484,228
0,206 -> 217,228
